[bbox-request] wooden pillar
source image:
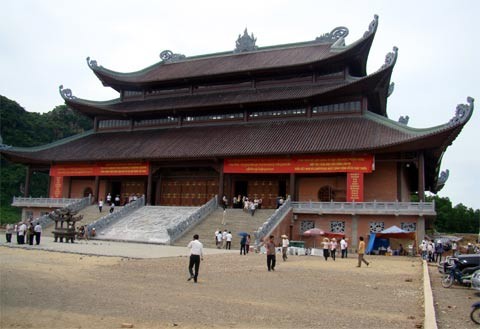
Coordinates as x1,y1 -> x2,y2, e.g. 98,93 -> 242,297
289,173 -> 296,201
94,176 -> 100,202
418,152 -> 425,202
396,162 -> 402,201
146,166 -> 153,205
24,165 -> 31,197
155,176 -> 162,205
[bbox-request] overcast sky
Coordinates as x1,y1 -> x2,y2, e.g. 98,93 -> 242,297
1,0 -> 478,209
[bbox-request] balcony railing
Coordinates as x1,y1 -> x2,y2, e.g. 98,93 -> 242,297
12,196 -> 84,208
292,201 -> 436,216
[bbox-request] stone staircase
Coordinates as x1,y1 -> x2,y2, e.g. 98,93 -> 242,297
173,208 -> 275,248
43,204 -> 122,236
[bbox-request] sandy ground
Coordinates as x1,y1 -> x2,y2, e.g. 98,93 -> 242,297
0,247 -> 425,329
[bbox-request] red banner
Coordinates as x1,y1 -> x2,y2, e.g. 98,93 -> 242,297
224,156 -> 373,174
346,172 -> 364,202
50,162 -> 150,177
50,176 -> 63,198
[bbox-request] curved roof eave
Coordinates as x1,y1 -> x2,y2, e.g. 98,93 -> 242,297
86,16 -> 379,90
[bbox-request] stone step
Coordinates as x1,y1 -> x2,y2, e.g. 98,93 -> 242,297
173,208 -> 275,248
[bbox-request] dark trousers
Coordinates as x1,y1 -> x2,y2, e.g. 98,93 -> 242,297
18,235 -> 25,244
331,249 -> 336,261
240,244 -> 246,255
188,254 -> 201,282
29,234 -> 34,245
341,249 -> 346,258
35,232 -> 41,245
225,241 -> 231,250
246,245 -> 249,254
267,254 -> 276,271
6,233 -> 12,243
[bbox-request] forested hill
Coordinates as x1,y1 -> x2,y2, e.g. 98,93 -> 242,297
0,95 -> 93,223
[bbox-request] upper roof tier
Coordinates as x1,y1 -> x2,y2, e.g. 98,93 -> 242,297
86,16 -> 379,91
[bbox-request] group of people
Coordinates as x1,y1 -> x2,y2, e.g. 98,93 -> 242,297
5,220 -> 42,245
214,228 -> 251,254
419,239 -> 445,263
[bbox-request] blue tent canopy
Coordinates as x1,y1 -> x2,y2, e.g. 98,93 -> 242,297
366,226 -> 416,254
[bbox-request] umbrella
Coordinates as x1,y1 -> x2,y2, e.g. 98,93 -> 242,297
302,228 -> 325,248
237,232 -> 248,237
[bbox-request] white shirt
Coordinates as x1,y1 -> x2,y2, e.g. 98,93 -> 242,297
18,224 -> 27,236
187,239 -> 204,256
330,241 -> 337,250
222,231 -> 227,240
282,238 -> 289,248
34,224 -> 42,233
99,200 -> 103,207
340,239 -> 346,250
226,233 -> 232,242
216,233 -> 223,242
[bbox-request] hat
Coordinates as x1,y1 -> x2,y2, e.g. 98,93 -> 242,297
281,234 -> 288,238
331,238 -> 336,241
323,238 -> 330,242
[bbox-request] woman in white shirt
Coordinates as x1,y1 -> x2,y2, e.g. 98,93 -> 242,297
330,238 -> 337,261
322,238 -> 330,261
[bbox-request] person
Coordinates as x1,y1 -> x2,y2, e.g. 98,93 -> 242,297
187,234 -> 204,283
221,209 -> 227,226
427,240 -> 434,262
266,235 -> 276,271
109,202 -> 115,213
106,193 -> 112,205
419,240 -> 427,259
25,222 -> 32,245
18,222 -> 26,245
240,235 -> 247,255
322,238 -> 330,261
398,244 -> 405,256
330,238 -> 337,261
91,227 -> 96,237
357,236 -> 370,267
28,222 -> 35,245
340,237 -> 347,258
281,235 -> 289,261
344,238 -> 349,258
34,222 -> 42,245
5,223 -> 13,243
98,199 -> 103,213
222,195 -> 228,210
249,201 -> 256,216
452,241 -> 458,256
245,234 -> 251,254
225,231 -> 232,250
216,230 -> 223,249
222,229 -> 228,247
115,195 -> 120,206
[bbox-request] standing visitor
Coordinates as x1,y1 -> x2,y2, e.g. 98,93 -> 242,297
187,234 -> 203,283
240,235 -> 247,255
5,223 -> 13,243
266,235 -> 276,271
98,199 -> 103,213
281,235 -> 289,261
330,238 -> 337,261
18,222 -> 27,245
34,222 -> 42,245
245,234 -> 251,254
28,222 -> 35,245
109,202 -> 115,214
435,240 -> 444,263
115,195 -> 120,206
106,193 -> 112,205
322,238 -> 330,261
216,231 -> 223,249
357,236 -> 370,267
225,231 -> 232,250
340,237 -> 347,258
452,241 -> 458,256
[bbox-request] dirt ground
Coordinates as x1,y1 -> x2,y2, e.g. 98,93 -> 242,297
428,263 -> 480,329
0,248 -> 426,329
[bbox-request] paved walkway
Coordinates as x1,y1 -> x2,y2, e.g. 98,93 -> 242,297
0,237 -> 237,259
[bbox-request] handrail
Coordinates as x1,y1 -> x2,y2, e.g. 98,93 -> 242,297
254,197 -> 291,247
86,196 -> 145,235
167,195 -> 218,244
12,196 -> 83,207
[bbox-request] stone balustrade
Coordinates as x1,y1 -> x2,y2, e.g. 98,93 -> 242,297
12,196 -> 84,208
254,197 -> 291,247
292,200 -> 436,216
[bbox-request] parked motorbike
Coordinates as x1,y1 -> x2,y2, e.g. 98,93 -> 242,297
441,258 -> 476,288
471,301 -> 480,325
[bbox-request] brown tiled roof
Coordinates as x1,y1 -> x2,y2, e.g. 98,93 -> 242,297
1,112 -> 464,164
90,34 -> 373,88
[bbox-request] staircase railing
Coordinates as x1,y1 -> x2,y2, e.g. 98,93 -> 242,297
253,197 -> 291,248
86,196 -> 145,235
29,195 -> 92,228
167,195 -> 218,244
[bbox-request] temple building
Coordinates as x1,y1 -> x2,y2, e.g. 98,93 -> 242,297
2,16 -> 474,243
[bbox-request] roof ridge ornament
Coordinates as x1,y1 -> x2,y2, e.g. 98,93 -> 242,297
234,28 -> 258,53
398,115 -> 409,125
379,46 -> 398,70
59,85 -> 76,100
315,26 -> 349,45
363,14 -> 379,38
388,82 -> 395,97
449,97 -> 474,125
86,57 -> 98,69
159,50 -> 186,63
437,169 -> 450,186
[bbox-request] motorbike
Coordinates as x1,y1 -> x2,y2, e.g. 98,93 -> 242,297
441,258 -> 476,288
471,301 -> 480,325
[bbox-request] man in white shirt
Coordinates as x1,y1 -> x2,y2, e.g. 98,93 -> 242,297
340,238 -> 347,258
34,222 -> 42,245
187,234 -> 204,283
282,235 -> 289,261
18,222 -> 27,245
225,231 -> 233,250
216,231 -> 223,249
